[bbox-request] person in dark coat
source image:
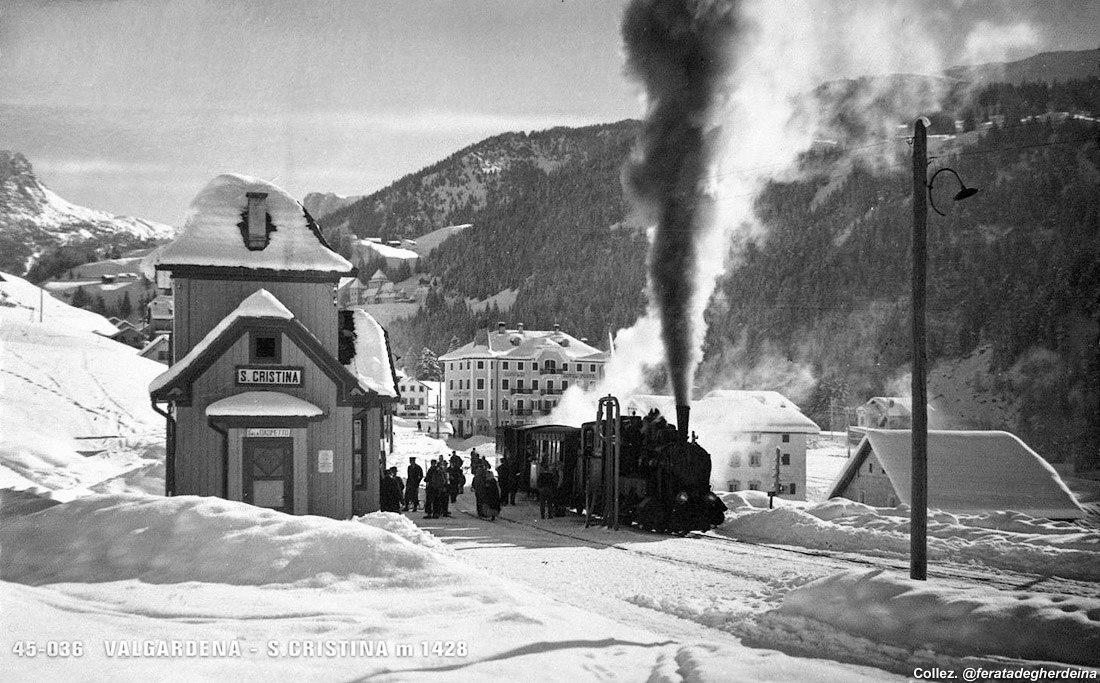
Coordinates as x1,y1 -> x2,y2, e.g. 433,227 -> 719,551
404,457 -> 424,512
471,455 -> 487,512
537,465 -> 557,519
380,467 -> 403,512
478,469 -> 501,521
447,459 -> 465,503
449,451 -> 463,470
497,459 -> 513,506
434,457 -> 451,517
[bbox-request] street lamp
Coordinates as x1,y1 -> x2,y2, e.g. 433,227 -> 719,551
910,118 -> 978,580
928,167 -> 980,217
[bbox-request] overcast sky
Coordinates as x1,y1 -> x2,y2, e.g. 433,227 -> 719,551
2,0 -> 1098,226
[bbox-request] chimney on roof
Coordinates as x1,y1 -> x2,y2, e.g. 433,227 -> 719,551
497,321 -> 506,334
553,323 -> 561,334
246,192 -> 269,250
516,323 -> 524,333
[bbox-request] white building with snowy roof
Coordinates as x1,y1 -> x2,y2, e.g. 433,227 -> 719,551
826,429 -> 1085,519
440,322 -> 608,437
148,174 -> 399,518
624,390 -> 819,500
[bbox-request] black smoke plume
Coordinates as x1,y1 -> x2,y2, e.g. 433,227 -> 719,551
622,0 -> 742,407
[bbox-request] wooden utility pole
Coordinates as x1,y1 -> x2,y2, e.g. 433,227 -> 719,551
911,117 -> 929,580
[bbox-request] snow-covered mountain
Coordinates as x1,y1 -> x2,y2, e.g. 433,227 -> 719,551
301,190 -> 363,220
0,151 -> 175,276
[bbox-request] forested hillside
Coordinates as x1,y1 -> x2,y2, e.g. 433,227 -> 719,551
324,75 -> 1100,469
707,114 -> 1100,468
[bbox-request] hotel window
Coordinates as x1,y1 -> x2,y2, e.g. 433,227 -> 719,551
502,398 -> 509,410
502,362 -> 509,370
249,330 -> 280,364
477,378 -> 484,390
532,379 -> 539,391
730,453 -> 741,467
748,481 -> 760,491
728,479 -> 741,492
781,453 -> 790,466
518,362 -> 525,371
750,432 -> 761,443
788,483 -> 797,495
502,379 -> 510,390
547,381 -> 554,392
476,399 -> 484,411
517,379 -> 525,392
562,363 -> 569,372
544,359 -> 556,373
477,361 -> 484,369
562,381 -> 569,391
749,452 -> 762,467
782,434 -> 790,443
589,364 -> 596,372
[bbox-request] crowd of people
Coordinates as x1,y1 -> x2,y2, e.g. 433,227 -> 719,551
380,449 -> 539,522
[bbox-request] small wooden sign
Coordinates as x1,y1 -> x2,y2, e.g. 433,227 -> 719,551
317,450 -> 334,473
246,428 -> 292,438
236,366 -> 303,386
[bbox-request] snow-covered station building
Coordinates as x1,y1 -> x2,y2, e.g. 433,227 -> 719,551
148,175 -> 399,518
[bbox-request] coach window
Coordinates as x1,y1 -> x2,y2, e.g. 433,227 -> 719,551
250,330 -> 281,364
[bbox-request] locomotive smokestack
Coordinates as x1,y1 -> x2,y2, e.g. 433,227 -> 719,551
676,404 -> 690,443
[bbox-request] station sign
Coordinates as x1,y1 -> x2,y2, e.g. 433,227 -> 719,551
246,428 -> 292,438
236,366 -> 304,386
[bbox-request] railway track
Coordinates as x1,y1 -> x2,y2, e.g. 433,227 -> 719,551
459,507 -> 1099,597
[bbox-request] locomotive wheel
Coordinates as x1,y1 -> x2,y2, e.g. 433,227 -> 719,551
634,497 -> 667,532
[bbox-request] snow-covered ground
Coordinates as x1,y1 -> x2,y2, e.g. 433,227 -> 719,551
0,272 -> 164,500
2,278 -> 1099,680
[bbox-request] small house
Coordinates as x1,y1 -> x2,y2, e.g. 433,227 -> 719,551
827,429 -> 1085,519
148,174 -> 399,518
139,333 -> 172,364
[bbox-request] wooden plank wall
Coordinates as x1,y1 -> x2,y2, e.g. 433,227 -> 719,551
173,329 -> 358,518
174,279 -> 338,361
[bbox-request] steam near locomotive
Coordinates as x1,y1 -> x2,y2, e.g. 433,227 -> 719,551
495,396 -> 727,533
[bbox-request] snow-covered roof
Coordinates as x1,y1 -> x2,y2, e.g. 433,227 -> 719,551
441,327 -> 607,362
697,390 -> 820,433
828,429 -> 1085,519
152,174 -> 353,274
624,390 -> 819,435
344,310 -> 399,398
149,290 -> 293,394
138,333 -> 170,357
206,391 -> 323,418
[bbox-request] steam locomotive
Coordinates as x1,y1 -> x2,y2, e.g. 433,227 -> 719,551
495,397 -> 727,533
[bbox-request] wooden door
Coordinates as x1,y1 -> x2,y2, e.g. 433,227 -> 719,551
243,438 -> 294,513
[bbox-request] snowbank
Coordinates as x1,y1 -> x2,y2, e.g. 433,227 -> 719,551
773,570 -> 1100,667
717,499 -> 1100,581
0,494 -> 450,586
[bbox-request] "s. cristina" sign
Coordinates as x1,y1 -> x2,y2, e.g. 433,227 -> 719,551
235,366 -> 303,386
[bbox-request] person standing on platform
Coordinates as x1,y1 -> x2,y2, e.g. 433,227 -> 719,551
497,458 -> 513,506
448,458 -> 465,503
479,469 -> 501,521
404,457 -> 424,512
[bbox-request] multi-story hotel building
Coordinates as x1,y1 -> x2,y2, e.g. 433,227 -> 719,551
440,322 -> 607,437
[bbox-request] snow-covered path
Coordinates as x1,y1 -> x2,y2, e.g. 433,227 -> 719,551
413,488 -> 1100,675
